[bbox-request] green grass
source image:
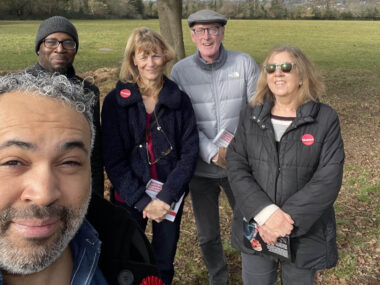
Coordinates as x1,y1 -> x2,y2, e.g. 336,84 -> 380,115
1,19 -> 380,73
330,250 -> 357,279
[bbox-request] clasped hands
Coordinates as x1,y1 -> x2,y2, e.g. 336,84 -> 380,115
257,209 -> 294,246
143,199 -> 171,223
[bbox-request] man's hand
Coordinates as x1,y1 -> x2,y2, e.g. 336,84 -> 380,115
258,209 -> 294,245
143,199 -> 171,223
212,147 -> 227,169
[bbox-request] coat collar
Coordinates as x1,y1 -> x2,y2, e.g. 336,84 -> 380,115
193,44 -> 227,71
251,99 -> 320,128
115,76 -> 183,110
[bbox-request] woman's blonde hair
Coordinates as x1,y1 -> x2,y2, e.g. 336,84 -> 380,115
119,27 -> 175,83
252,46 -> 325,108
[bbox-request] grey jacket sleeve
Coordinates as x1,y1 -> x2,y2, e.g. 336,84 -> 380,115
171,65 -> 218,164
198,130 -> 219,163
245,56 -> 260,103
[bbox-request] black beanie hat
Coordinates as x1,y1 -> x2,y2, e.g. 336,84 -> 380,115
35,16 -> 79,54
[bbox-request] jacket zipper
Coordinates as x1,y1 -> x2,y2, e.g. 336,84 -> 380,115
211,65 -> 221,132
262,118 -> 300,205
268,122 -> 281,205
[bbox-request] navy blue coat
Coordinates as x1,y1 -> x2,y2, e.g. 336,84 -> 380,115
101,77 -> 199,211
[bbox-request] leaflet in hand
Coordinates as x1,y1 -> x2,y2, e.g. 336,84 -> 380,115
146,179 -> 184,222
243,218 -> 291,261
212,129 -> 234,148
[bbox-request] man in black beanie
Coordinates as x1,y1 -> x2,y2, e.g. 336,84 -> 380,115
27,16 -> 104,197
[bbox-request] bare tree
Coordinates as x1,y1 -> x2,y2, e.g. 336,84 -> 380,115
157,0 -> 185,73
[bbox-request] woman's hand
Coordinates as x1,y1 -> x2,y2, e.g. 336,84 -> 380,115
143,199 -> 171,223
258,209 -> 294,245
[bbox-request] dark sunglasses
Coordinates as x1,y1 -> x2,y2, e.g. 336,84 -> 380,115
264,62 -> 296,74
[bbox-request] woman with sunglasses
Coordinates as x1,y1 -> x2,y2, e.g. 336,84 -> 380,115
226,46 -> 344,284
101,27 -> 199,285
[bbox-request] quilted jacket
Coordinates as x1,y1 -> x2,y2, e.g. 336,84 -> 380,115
227,99 -> 344,269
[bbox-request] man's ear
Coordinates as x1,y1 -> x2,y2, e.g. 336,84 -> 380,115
190,29 -> 196,44
220,26 -> 225,41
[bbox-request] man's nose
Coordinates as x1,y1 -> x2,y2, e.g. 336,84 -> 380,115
20,166 -> 61,206
55,42 -> 65,52
203,29 -> 211,39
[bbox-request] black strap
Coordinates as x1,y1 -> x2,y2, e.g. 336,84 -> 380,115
144,108 -> 165,139
133,108 -> 165,153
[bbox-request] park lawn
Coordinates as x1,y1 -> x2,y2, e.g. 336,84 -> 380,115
1,19 -> 379,284
1,19 -> 380,72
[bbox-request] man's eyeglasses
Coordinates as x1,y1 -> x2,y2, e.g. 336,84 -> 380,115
146,112 -> 173,165
191,26 -> 220,37
264,62 -> 296,74
43,39 -> 76,50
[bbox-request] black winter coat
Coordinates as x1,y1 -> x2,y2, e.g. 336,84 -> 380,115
226,99 -> 344,269
101,77 -> 199,211
26,63 -> 104,195
86,194 -> 160,285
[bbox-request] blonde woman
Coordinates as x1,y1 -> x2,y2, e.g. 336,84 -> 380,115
227,46 -> 344,284
101,27 -> 199,284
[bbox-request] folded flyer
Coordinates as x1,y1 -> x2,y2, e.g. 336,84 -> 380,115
243,218 -> 291,261
212,128 -> 234,148
145,179 -> 184,222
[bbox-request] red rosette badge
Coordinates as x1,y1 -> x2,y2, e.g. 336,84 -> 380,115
140,276 -> 165,285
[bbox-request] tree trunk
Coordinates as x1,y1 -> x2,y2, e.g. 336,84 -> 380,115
157,0 -> 185,74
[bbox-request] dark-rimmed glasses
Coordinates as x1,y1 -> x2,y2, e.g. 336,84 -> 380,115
191,26 -> 220,37
43,39 -> 76,50
146,112 -> 173,165
264,62 -> 296,74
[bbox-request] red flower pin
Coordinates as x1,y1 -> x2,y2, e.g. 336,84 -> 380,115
140,276 -> 165,285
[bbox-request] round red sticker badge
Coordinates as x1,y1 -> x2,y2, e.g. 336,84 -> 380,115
302,134 -> 315,146
120,89 -> 131,98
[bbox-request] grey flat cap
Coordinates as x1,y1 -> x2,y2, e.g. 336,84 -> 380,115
188,10 -> 227,27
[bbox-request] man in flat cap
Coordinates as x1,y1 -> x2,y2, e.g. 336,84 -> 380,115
26,16 -> 104,197
171,9 -> 260,285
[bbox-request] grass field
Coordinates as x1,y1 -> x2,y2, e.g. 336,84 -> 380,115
1,20 -> 380,73
1,19 -> 379,284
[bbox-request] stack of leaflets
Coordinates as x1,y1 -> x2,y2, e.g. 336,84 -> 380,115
145,179 -> 184,222
243,218 -> 291,261
212,128 -> 234,147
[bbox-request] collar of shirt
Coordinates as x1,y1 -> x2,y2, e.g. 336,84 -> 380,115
70,218 -> 108,285
194,43 -> 228,71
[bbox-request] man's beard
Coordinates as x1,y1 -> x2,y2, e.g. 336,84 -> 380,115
51,66 -> 70,74
0,195 -> 90,275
